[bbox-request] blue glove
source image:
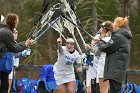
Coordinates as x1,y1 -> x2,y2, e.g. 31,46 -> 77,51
86,56 -> 93,66
15,49 -> 31,58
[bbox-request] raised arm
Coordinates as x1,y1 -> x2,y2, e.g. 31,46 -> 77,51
57,37 -> 63,53
75,53 -> 82,73
2,29 -> 34,53
98,34 -> 126,54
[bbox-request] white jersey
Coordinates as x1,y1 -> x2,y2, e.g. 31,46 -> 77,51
54,46 -> 81,75
97,36 -> 111,78
13,56 -> 19,67
86,36 -> 111,86
102,36 -> 111,42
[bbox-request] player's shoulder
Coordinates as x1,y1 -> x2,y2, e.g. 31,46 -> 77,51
74,49 -> 80,55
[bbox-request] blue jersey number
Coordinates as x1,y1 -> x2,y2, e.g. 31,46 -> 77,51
66,61 -> 72,65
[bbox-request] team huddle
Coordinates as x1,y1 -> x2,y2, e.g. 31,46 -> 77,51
54,17 -> 132,93
0,12 -> 132,93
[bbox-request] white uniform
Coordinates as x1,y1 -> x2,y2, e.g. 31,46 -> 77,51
96,52 -> 106,78
9,56 -> 19,79
54,46 -> 81,85
86,55 -> 98,87
86,36 -> 111,87
97,36 -> 111,78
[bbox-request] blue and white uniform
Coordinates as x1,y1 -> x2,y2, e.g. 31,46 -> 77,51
54,46 -> 81,85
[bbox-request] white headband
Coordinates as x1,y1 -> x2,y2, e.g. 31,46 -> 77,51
0,15 -> 5,22
66,38 -> 75,43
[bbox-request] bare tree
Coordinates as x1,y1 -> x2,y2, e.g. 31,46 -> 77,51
138,0 -> 140,14
92,0 -> 98,35
122,0 -> 130,16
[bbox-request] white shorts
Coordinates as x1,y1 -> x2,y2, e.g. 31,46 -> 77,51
86,64 -> 97,87
97,53 -> 106,78
9,57 -> 19,79
86,56 -> 99,87
9,68 -> 14,79
86,55 -> 105,87
54,73 -> 75,85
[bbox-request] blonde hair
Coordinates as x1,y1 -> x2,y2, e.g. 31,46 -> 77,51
114,17 -> 129,27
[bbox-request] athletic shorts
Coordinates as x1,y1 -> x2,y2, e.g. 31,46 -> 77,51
9,68 -> 14,79
54,73 -> 75,85
97,54 -> 106,78
86,64 -> 97,87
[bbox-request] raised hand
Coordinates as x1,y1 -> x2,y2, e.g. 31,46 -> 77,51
57,36 -> 62,44
25,39 -> 35,48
